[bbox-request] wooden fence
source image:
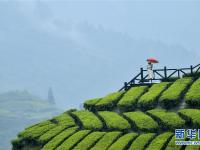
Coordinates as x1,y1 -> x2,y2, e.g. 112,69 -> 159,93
119,63 -> 200,91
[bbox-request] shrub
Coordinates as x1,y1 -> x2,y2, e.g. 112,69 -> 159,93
39,125 -> 68,144
185,78 -> 200,107
51,112 -> 76,126
71,110 -> 103,130
73,131 -> 106,150
108,132 -> 138,150
129,133 -> 156,150
178,109 -> 200,128
159,77 -> 193,108
138,82 -> 170,110
117,86 -> 148,110
98,111 -> 131,130
146,132 -> 173,150
42,127 -> 78,150
147,109 -> 185,130
165,135 -> 184,150
84,98 -> 101,111
91,131 -> 122,150
123,111 -> 158,132
56,130 -> 91,150
95,92 -> 124,110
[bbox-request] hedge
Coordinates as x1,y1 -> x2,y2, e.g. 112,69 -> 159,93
95,92 -> 124,110
159,77 -> 193,108
147,109 -> 185,130
71,110 -> 103,130
138,82 -> 170,110
185,78 -> 200,107
73,131 -> 106,150
56,130 -> 91,150
165,135 -> 184,150
123,111 -> 158,132
146,132 -> 173,150
51,112 -> 76,126
25,120 -> 52,130
98,111 -> 131,130
178,109 -> 200,128
41,127 -> 78,150
38,125 -> 68,144
91,131 -> 122,150
108,132 -> 138,150
117,86 -> 148,110
83,98 -> 101,111
129,133 -> 156,150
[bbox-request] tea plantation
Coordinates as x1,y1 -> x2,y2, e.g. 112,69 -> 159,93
12,77 -> 200,150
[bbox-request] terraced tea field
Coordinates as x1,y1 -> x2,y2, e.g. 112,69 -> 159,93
12,76 -> 200,150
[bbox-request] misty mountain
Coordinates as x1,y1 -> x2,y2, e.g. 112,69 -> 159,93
0,1 -> 199,109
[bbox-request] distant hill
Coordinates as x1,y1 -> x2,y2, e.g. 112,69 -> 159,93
0,90 -> 62,150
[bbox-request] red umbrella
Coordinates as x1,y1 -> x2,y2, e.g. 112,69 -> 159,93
147,58 -> 159,63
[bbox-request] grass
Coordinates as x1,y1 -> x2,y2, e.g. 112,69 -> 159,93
178,109 -> 200,128
56,130 -> 91,150
165,135 -> 184,150
98,111 -> 131,130
38,125 -> 68,144
146,132 -> 173,150
108,132 -> 138,150
51,112 -> 76,126
91,131 -> 122,150
84,98 -> 101,111
95,92 -> 124,110
185,78 -> 200,107
71,110 -> 103,130
129,133 -> 156,150
123,111 -> 158,132
159,77 -> 193,108
73,131 -> 106,150
138,82 -> 170,110
41,127 -> 78,150
117,86 -> 148,110
147,109 -> 185,130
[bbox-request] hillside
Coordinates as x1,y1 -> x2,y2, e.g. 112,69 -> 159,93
12,76 -> 200,150
0,91 -> 61,150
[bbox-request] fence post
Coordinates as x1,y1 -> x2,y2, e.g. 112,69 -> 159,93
190,65 -> 193,75
124,82 -> 128,90
164,66 -> 167,79
140,68 -> 144,83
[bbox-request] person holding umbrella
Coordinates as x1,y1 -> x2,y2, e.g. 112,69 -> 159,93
147,58 -> 159,80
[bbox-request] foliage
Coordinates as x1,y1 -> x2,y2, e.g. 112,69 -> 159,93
71,110 -> 103,130
98,111 -> 131,130
178,109 -> 200,128
147,109 -> 185,130
84,98 -> 101,111
108,132 -> 138,150
38,125 -> 67,144
129,133 -> 156,150
95,92 -> 124,110
146,132 -> 173,150
42,127 -> 78,150
73,131 -> 106,150
185,78 -> 200,107
123,111 -> 158,132
56,130 -> 91,150
165,135 -> 184,150
138,82 -> 170,110
91,131 -> 122,150
159,77 -> 193,108
117,86 -> 148,110
50,112 -> 76,126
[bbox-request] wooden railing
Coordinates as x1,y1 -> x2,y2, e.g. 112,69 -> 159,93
119,63 -> 200,91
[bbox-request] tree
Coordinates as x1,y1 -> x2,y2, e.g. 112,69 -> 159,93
48,87 -> 55,104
